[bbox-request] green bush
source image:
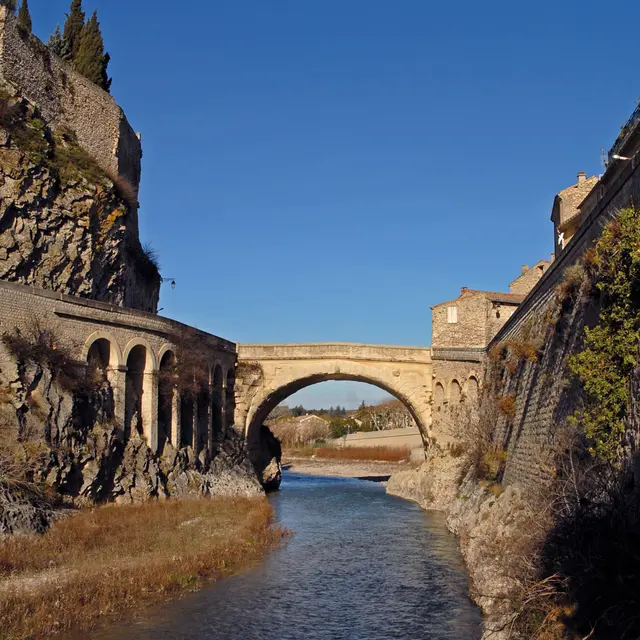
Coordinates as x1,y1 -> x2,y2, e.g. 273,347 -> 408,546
569,207 -> 640,459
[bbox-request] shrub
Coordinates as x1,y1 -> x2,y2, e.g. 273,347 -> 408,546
498,394 -> 516,419
109,173 -> 138,208
127,240 -> 160,284
476,446 -> 507,483
506,337 -> 542,363
569,207 -> 640,459
2,319 -> 90,393
52,128 -> 106,184
555,261 -> 588,304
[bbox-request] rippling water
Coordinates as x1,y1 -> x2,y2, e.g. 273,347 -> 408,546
87,472 -> 481,640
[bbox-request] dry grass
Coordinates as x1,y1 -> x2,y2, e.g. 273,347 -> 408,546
0,497 -> 287,639
314,445 -> 411,462
283,445 -> 411,462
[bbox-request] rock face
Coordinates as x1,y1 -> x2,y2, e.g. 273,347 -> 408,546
251,424 -> 282,492
0,87 -> 159,312
0,341 -> 262,535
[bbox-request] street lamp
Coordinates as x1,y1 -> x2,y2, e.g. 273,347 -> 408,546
161,277 -> 176,289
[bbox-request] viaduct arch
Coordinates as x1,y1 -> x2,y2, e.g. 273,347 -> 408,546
235,343 -> 434,455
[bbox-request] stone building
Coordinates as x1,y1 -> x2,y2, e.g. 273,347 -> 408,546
551,172 -> 599,254
431,287 -> 524,351
509,259 -> 553,295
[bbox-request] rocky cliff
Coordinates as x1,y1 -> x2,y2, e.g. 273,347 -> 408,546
0,84 -> 159,312
0,337 -> 262,535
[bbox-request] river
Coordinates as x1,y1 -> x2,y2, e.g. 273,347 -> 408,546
87,472 -> 481,639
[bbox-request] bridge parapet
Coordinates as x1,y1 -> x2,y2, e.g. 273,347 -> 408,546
238,343 -> 431,364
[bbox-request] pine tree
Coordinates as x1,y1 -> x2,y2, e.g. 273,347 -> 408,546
62,0 -> 85,60
17,0 -> 31,31
47,24 -> 71,59
74,10 -> 111,92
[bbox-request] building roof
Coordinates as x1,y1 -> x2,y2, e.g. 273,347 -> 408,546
553,175 -> 599,226
431,288 -> 525,309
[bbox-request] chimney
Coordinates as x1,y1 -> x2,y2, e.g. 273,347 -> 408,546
521,264 -> 529,275
461,287 -> 469,294
577,171 -> 587,183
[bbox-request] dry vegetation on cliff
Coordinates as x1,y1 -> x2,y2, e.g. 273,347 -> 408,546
0,497 -> 286,639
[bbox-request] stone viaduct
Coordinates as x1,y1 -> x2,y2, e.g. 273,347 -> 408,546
0,280 -> 237,455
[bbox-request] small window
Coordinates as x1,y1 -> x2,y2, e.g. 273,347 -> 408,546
447,306 -> 458,324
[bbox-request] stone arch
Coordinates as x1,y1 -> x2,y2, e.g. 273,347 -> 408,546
82,331 -> 123,369
464,376 -> 479,402
241,366 -> 429,458
123,339 -> 156,446
212,363 -> 224,441
158,349 -> 176,452
433,381 -> 445,410
449,379 -> 462,404
123,338 -> 157,372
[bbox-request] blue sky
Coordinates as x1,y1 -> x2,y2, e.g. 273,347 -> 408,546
29,0 -> 640,408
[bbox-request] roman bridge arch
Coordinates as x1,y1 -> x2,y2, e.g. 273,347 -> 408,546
234,343 -> 433,454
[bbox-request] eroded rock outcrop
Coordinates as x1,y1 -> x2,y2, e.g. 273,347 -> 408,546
0,85 -> 159,312
250,424 -> 282,492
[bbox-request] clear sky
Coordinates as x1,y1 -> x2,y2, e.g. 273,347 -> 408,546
29,0 -> 640,408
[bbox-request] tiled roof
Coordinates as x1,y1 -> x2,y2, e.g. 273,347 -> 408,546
432,289 -> 525,308
469,290 -> 526,304
557,176 -> 599,222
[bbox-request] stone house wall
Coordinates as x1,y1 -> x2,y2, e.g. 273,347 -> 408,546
508,261 -> 551,296
432,293 -> 489,349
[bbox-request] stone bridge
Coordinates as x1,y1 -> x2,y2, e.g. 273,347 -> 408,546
235,343 -> 433,452
0,281 -> 448,465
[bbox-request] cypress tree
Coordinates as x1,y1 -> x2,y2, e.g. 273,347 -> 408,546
47,24 -> 71,59
62,0 -> 84,60
17,0 -> 31,32
74,11 -> 111,92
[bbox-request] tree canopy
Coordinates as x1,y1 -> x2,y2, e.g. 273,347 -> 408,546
17,0 -> 31,31
62,0 -> 84,60
74,11 -> 111,92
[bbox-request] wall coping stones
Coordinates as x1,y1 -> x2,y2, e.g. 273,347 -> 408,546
0,279 -> 236,353
238,343 -> 432,364
432,347 -> 485,362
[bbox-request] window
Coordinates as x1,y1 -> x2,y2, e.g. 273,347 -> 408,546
447,306 -> 458,323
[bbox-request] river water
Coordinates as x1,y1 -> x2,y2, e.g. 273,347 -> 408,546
89,472 -> 481,640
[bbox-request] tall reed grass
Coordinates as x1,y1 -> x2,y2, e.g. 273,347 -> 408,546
0,497 -> 286,639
